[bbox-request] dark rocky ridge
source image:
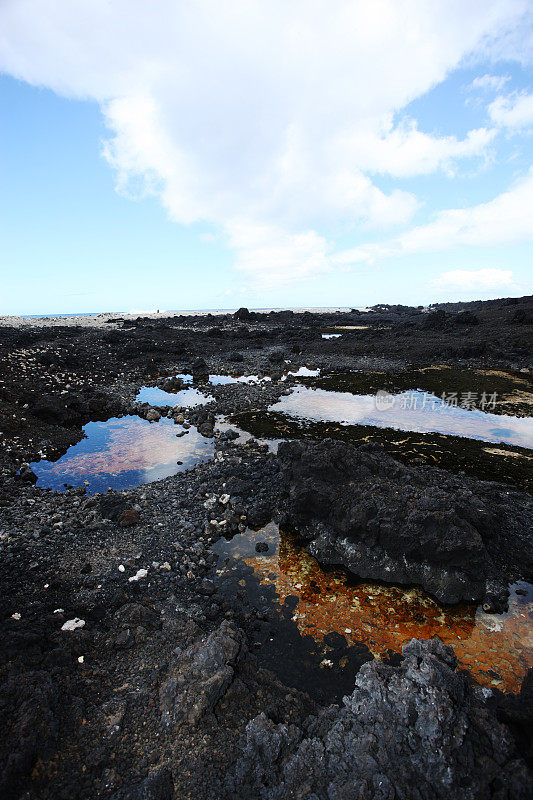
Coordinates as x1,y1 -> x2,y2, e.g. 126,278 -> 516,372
224,638 -> 533,800
278,438 -> 533,609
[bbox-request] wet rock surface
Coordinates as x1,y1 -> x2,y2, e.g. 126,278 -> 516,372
279,438 -> 533,608
0,297 -> 531,798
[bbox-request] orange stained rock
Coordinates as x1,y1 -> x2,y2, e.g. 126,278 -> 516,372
239,523 -> 532,693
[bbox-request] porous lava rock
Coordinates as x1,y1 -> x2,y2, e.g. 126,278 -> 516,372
224,638 -> 533,800
278,439 -> 533,607
160,620 -> 244,727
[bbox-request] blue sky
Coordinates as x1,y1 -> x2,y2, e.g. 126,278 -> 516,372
1,1 -> 532,315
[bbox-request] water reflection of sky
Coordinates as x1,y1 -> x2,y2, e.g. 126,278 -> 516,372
136,385 -> 212,407
173,373 -> 271,385
208,374 -> 271,385
136,373 -> 274,406
214,522 -> 533,692
30,416 -> 214,493
216,419 -> 281,453
271,387 -> 533,449
281,366 -> 321,381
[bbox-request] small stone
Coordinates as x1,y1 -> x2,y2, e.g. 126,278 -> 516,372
199,578 -> 216,596
128,568 -> 148,582
119,508 -> 139,527
61,617 -> 85,631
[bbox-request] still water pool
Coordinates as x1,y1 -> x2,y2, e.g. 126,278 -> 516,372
136,385 -> 212,407
30,415 -> 214,493
270,386 -> 533,448
214,522 -> 533,693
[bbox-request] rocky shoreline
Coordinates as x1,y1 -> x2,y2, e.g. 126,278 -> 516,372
1,297 -> 532,799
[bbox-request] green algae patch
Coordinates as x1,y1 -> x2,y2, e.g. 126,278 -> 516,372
231,410 -> 533,492
305,366 -> 533,418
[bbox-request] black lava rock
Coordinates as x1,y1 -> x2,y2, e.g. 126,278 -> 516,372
278,439 -> 533,606
224,638 -> 533,800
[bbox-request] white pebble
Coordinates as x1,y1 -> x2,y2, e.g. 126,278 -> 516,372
128,568 -> 148,582
61,618 -> 85,631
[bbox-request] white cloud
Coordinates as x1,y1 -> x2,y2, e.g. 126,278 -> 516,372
0,0 -> 531,287
469,74 -> 510,93
481,6 -> 533,66
334,116 -> 495,178
335,167 -> 533,264
398,169 -> 533,252
431,268 -> 516,292
488,91 -> 533,130
227,222 -> 332,290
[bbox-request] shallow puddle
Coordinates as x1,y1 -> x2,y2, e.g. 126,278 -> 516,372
208,374 -> 271,385
322,333 -> 342,339
175,372 -> 272,386
214,523 -> 533,693
271,386 -> 533,449
137,373 -> 272,406
215,419 -> 282,453
207,369 -> 311,384
281,367 -> 320,381
136,385 -> 212,407
313,366 -> 533,418
30,415 -> 214,493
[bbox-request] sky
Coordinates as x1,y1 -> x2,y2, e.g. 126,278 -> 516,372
1,0 -> 532,315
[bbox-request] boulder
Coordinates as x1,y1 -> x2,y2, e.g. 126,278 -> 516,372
234,308 -> 252,320
268,350 -> 285,364
160,621 -> 243,727
99,494 -> 127,523
119,508 -> 139,527
191,357 -> 208,374
278,439 -> 533,606
0,671 -> 58,799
